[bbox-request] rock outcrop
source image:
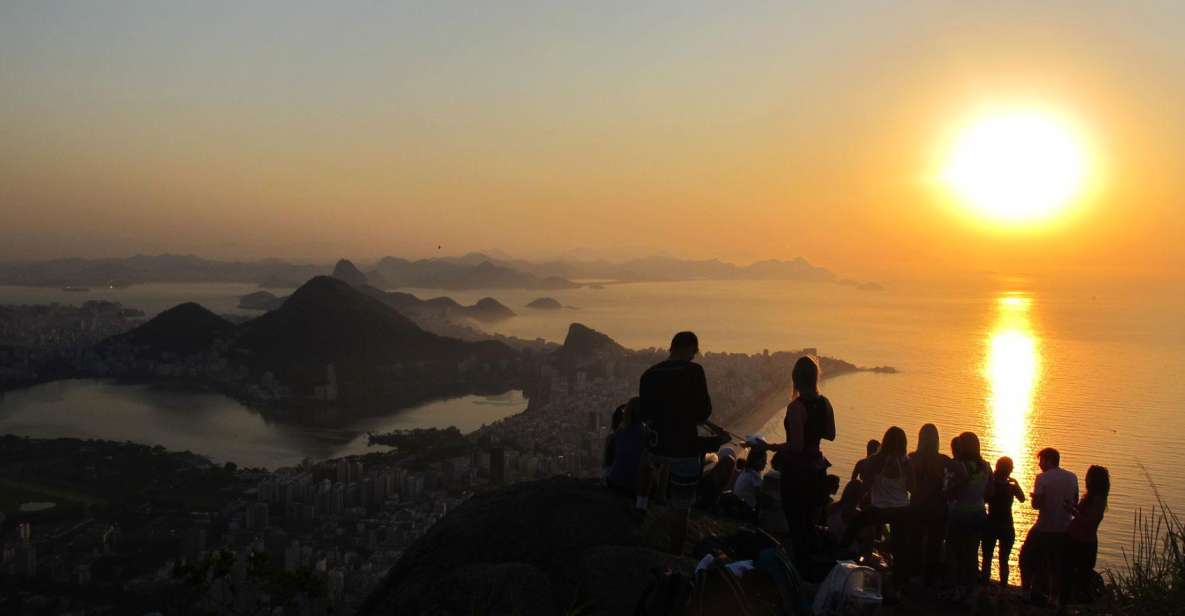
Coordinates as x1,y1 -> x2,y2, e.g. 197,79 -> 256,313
359,477 -> 692,615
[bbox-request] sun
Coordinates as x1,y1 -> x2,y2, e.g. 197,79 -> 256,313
941,111 -> 1088,224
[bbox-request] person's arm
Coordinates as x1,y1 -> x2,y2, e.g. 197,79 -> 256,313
1011,478 -> 1026,503
982,465 -> 995,500
851,459 -> 863,482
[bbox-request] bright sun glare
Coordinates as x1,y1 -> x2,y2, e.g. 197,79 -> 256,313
942,111 -> 1088,224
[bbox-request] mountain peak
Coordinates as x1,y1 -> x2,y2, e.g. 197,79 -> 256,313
102,302 -> 234,356
559,323 -> 625,357
332,259 -> 369,286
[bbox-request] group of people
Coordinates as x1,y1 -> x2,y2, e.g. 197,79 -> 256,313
600,331 -> 1109,609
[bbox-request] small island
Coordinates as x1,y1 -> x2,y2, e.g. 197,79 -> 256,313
524,297 -> 563,310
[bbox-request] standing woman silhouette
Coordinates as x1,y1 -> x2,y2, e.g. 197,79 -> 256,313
774,355 -> 836,561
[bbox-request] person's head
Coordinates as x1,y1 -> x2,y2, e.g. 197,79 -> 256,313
878,426 -> 908,459
839,479 -> 863,507
623,397 -> 643,426
792,355 -> 820,399
957,432 -> 983,464
748,448 -> 768,473
1038,447 -> 1060,471
916,424 -> 940,457
718,446 -> 736,462
950,436 -> 962,459
736,457 -> 747,471
865,439 -> 880,458
995,456 -> 1014,479
1085,465 -> 1111,509
826,474 -> 841,496
669,331 -> 699,361
611,404 -> 626,431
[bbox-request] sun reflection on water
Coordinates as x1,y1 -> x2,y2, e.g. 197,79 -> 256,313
984,293 -> 1042,579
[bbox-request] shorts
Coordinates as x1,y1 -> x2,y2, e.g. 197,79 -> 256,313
649,454 -> 701,510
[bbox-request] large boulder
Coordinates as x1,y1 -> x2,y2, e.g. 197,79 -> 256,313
360,477 -> 693,615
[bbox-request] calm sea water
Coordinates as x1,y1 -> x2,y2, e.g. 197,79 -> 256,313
0,380 -> 526,469
2,278 -> 1183,570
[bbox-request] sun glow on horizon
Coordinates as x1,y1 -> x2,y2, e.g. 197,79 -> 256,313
942,110 -> 1089,225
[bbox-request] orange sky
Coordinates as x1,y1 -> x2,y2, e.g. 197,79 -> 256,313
1,3 -> 1182,282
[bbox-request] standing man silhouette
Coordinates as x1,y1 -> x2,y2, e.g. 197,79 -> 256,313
637,331 -> 712,554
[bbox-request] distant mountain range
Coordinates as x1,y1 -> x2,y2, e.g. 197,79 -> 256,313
0,252 -> 880,291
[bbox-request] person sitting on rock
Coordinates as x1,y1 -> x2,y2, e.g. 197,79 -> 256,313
606,398 -> 646,495
637,331 -> 713,554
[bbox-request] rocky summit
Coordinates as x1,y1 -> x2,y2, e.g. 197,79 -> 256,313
359,477 -> 693,616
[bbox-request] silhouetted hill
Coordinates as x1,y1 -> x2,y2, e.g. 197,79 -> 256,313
360,477 -> 692,616
238,290 -> 283,311
331,259 -> 369,287
371,256 -> 578,290
470,297 -> 516,322
367,288 -> 515,324
101,302 -> 234,356
554,323 -> 626,359
234,276 -> 509,370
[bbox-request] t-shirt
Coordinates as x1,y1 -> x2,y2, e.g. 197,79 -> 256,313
1032,466 -> 1079,532
733,469 -> 763,508
638,360 -> 712,458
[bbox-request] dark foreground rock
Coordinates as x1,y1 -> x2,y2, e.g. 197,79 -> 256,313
359,477 -> 693,615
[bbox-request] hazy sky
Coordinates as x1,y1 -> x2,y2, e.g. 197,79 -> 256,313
2,2 -> 1182,280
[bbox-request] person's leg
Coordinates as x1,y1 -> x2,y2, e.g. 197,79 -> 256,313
635,454 -> 654,510
981,530 -> 997,582
665,457 -> 700,555
1049,532 -> 1066,606
1061,538 -> 1079,604
923,511 -> 945,587
998,534 -> 1015,586
1018,527 -> 1035,592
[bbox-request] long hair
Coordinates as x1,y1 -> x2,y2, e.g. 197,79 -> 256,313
874,426 -> 908,478
912,423 -> 943,478
915,423 -> 939,457
957,432 -> 987,473
792,355 -> 820,400
1084,465 -> 1111,510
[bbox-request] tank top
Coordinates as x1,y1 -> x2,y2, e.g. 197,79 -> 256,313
870,456 -> 911,509
784,394 -> 830,454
